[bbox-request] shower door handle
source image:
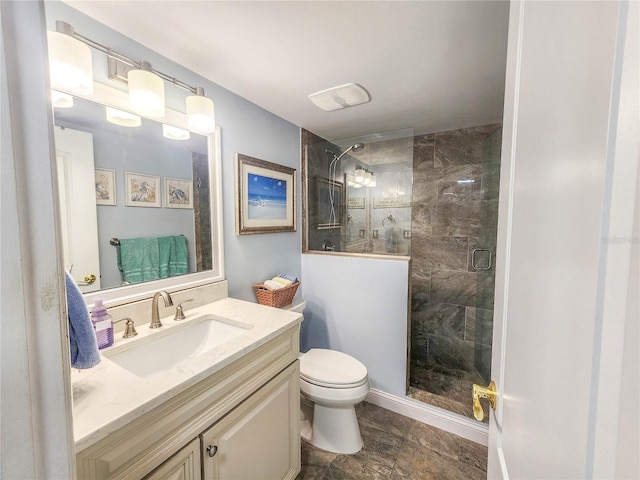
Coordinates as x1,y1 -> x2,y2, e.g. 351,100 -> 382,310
471,249 -> 492,271
472,380 -> 497,421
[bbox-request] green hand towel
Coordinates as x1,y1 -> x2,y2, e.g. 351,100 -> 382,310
117,237 -> 160,284
158,235 -> 189,278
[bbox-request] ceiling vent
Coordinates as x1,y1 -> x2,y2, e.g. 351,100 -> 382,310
308,83 -> 370,112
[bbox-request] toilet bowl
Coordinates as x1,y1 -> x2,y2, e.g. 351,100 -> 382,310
286,300 -> 370,454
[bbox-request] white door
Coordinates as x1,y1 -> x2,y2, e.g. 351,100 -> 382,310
54,126 -> 102,292
487,1 -> 638,479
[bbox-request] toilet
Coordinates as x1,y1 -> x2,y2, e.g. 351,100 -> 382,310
288,300 -> 370,454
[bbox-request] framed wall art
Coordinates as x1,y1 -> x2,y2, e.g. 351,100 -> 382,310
164,177 -> 193,209
94,168 -> 116,205
235,153 -> 296,235
124,171 -> 161,208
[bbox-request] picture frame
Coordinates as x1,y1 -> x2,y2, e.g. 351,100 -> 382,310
94,168 -> 116,206
235,153 -> 296,235
313,176 -> 344,230
164,177 -> 193,209
124,171 -> 161,208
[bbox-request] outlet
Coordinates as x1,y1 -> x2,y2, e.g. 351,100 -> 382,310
373,229 -> 379,239
403,230 -> 411,239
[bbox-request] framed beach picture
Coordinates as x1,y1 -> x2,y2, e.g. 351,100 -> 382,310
165,177 -> 193,209
124,172 -> 161,208
235,153 -> 296,235
94,168 -> 116,205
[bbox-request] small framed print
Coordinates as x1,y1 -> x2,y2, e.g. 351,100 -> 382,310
124,172 -> 161,208
165,177 -> 193,209
94,168 -> 116,206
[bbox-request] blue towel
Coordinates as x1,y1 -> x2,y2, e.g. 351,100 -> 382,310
65,271 -> 100,369
277,273 -> 298,283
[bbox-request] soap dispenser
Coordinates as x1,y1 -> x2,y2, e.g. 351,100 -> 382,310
91,298 -> 114,349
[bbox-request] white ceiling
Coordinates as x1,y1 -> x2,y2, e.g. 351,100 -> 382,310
65,1 -> 510,142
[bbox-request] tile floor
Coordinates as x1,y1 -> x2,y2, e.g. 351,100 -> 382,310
296,402 -> 487,480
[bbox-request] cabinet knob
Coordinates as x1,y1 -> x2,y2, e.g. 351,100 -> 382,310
206,445 -> 218,457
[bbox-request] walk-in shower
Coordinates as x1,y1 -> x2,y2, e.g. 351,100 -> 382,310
302,124 -> 502,424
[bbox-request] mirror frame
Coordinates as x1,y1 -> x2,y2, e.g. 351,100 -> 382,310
53,81 -> 225,307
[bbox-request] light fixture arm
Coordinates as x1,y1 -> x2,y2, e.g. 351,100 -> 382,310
55,21 -> 203,96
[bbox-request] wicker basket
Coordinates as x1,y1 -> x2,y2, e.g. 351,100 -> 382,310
253,281 -> 300,308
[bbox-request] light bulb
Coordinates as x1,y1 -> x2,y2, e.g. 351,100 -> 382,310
363,170 -> 372,185
186,88 -> 215,134
128,62 -> 165,118
47,25 -> 93,94
51,90 -> 74,108
369,173 -> 376,187
105,107 -> 141,127
354,167 -> 365,184
162,124 -> 191,140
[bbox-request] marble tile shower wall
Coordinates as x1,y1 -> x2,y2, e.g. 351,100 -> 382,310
410,124 -> 502,397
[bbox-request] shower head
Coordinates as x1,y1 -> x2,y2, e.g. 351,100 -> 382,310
335,143 -> 365,161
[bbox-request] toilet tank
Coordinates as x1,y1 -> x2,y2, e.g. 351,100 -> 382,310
283,298 -> 306,314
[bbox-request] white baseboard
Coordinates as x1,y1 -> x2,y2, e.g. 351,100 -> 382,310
365,388 -> 488,446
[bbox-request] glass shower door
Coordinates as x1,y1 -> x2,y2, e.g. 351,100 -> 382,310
408,124 -> 502,422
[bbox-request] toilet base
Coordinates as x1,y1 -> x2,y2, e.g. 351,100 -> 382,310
302,401 -> 363,454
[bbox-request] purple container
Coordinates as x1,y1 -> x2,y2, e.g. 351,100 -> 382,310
91,298 -> 114,349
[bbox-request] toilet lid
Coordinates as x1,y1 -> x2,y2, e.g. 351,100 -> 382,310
300,349 -> 368,387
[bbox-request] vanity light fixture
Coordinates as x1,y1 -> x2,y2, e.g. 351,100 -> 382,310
47,21 -> 216,130
352,166 -> 376,188
128,61 -> 165,118
47,22 -> 94,94
186,87 -> 215,134
105,107 -> 142,127
51,90 -> 74,108
162,124 -> 191,140
369,172 -> 376,187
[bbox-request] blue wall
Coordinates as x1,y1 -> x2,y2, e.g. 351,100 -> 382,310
45,1 -> 302,301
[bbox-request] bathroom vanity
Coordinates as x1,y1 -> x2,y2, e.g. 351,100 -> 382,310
72,297 -> 301,479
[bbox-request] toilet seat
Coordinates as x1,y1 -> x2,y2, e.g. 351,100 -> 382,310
300,348 -> 368,389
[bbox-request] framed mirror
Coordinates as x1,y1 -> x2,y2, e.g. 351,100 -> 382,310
52,82 -> 224,306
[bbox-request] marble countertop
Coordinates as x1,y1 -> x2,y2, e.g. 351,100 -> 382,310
71,297 -> 302,452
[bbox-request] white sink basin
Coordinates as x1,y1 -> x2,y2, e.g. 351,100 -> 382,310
104,315 -> 252,379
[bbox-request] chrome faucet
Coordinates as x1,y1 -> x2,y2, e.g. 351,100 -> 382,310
150,290 -> 173,329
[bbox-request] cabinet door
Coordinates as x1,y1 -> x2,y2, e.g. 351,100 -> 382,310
201,361 -> 300,480
144,438 -> 202,480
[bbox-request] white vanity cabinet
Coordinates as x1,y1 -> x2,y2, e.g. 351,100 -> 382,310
75,324 -> 300,480
201,362 -> 299,480
144,438 -> 201,480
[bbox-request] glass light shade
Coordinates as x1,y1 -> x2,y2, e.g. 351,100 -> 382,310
51,90 -> 74,108
47,31 -> 93,94
162,124 -> 191,140
352,183 -> 363,189
128,68 -> 165,118
369,173 -> 376,187
354,167 -> 365,184
363,171 -> 372,185
105,107 -> 141,127
186,94 -> 215,134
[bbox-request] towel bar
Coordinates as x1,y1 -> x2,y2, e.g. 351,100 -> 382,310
110,234 -> 185,246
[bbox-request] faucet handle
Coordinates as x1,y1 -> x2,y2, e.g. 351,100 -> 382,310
123,318 -> 138,338
174,299 -> 193,321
